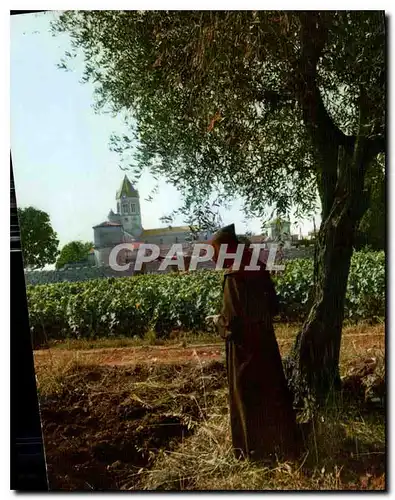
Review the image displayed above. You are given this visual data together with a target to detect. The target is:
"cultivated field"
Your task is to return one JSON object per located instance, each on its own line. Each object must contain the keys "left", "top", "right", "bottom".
{"left": 34, "top": 323, "right": 385, "bottom": 491}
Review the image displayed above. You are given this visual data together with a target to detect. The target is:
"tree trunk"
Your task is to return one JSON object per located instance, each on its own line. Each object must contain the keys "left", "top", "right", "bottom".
{"left": 282, "top": 13, "right": 386, "bottom": 409}
{"left": 285, "top": 194, "right": 360, "bottom": 405}
{"left": 285, "top": 140, "right": 376, "bottom": 407}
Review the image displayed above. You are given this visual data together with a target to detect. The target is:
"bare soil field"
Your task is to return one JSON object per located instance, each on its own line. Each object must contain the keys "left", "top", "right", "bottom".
{"left": 34, "top": 323, "right": 385, "bottom": 491}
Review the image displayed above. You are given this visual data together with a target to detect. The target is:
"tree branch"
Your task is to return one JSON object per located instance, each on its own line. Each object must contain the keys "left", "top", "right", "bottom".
{"left": 296, "top": 12, "right": 354, "bottom": 156}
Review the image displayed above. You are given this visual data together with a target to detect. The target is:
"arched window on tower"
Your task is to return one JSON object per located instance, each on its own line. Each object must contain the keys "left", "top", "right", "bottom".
{"left": 122, "top": 204, "right": 129, "bottom": 214}
{"left": 117, "top": 202, "right": 120, "bottom": 214}
{"left": 131, "top": 203, "right": 136, "bottom": 213}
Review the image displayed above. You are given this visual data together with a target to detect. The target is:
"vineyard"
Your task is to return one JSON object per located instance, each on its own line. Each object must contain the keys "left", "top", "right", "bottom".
{"left": 31, "top": 250, "right": 386, "bottom": 490}
{"left": 27, "top": 251, "right": 385, "bottom": 346}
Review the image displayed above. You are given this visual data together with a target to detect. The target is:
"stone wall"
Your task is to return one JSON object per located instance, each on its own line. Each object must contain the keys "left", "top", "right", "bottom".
{"left": 25, "top": 247, "right": 314, "bottom": 286}
{"left": 282, "top": 246, "right": 314, "bottom": 260}
{"left": 24, "top": 266, "right": 133, "bottom": 286}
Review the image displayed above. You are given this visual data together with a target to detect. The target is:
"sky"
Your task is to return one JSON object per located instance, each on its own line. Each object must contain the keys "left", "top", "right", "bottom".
{"left": 10, "top": 11, "right": 320, "bottom": 251}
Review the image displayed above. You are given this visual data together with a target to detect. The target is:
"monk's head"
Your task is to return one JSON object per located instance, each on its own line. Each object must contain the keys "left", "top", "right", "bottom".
{"left": 209, "top": 224, "right": 239, "bottom": 265}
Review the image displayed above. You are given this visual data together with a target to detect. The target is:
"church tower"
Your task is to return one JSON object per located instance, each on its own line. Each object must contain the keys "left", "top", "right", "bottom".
{"left": 116, "top": 175, "right": 143, "bottom": 238}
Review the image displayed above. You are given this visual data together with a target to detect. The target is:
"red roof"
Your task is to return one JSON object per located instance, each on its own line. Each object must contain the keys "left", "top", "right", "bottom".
{"left": 93, "top": 221, "right": 122, "bottom": 228}
{"left": 249, "top": 236, "right": 265, "bottom": 243}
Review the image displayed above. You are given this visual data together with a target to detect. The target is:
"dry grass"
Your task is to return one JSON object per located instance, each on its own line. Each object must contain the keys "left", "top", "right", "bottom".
{"left": 37, "top": 323, "right": 384, "bottom": 379}
{"left": 47, "top": 330, "right": 219, "bottom": 350}
{"left": 35, "top": 350, "right": 90, "bottom": 397}
{"left": 34, "top": 322, "right": 386, "bottom": 491}
{"left": 138, "top": 398, "right": 385, "bottom": 491}
{"left": 45, "top": 322, "right": 384, "bottom": 353}
{"left": 137, "top": 362, "right": 385, "bottom": 491}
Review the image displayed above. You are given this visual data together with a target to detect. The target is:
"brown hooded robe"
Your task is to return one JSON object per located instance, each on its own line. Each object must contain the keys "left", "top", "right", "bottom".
{"left": 219, "top": 259, "right": 299, "bottom": 461}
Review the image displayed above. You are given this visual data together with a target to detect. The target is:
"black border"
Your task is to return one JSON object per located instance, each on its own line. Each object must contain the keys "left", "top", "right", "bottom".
{"left": 10, "top": 12, "right": 49, "bottom": 491}
{"left": 10, "top": 150, "right": 49, "bottom": 490}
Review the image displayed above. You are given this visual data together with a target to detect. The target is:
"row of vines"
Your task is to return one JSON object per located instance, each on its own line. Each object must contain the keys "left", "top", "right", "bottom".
{"left": 27, "top": 251, "right": 385, "bottom": 345}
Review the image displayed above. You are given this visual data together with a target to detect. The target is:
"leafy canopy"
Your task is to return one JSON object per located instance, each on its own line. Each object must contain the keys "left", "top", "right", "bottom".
{"left": 355, "top": 155, "right": 385, "bottom": 250}
{"left": 53, "top": 11, "right": 385, "bottom": 226}
{"left": 56, "top": 241, "right": 94, "bottom": 270}
{"left": 18, "top": 206, "right": 59, "bottom": 270}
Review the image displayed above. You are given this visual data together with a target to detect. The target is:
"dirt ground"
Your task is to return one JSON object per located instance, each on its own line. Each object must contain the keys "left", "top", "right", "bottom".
{"left": 34, "top": 323, "right": 385, "bottom": 370}
{"left": 37, "top": 361, "right": 228, "bottom": 490}
{"left": 33, "top": 324, "right": 385, "bottom": 491}
{"left": 35, "top": 343, "right": 225, "bottom": 368}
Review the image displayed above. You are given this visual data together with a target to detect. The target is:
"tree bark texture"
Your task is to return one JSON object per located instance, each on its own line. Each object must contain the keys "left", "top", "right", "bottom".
{"left": 285, "top": 13, "right": 385, "bottom": 406}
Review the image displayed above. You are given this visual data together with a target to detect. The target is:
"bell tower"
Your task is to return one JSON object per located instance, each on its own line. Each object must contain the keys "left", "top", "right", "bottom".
{"left": 116, "top": 175, "right": 143, "bottom": 238}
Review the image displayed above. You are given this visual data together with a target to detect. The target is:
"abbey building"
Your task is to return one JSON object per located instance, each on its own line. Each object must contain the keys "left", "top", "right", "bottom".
{"left": 93, "top": 175, "right": 212, "bottom": 267}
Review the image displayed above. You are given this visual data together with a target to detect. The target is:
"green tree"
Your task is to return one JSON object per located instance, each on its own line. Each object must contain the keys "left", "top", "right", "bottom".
{"left": 53, "top": 11, "right": 385, "bottom": 403}
{"left": 354, "top": 155, "right": 385, "bottom": 251}
{"left": 55, "top": 241, "right": 93, "bottom": 270}
{"left": 18, "top": 206, "right": 59, "bottom": 270}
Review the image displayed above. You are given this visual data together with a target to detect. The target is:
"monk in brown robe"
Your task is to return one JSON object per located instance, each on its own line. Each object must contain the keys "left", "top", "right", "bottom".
{"left": 209, "top": 224, "right": 300, "bottom": 462}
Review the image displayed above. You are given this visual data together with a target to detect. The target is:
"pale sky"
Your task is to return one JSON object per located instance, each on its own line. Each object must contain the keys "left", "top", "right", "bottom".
{"left": 10, "top": 11, "right": 320, "bottom": 250}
